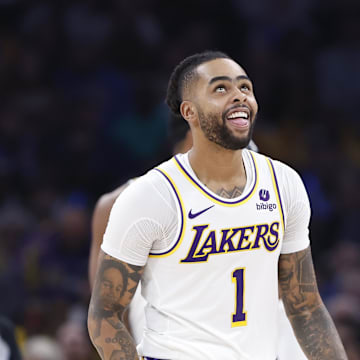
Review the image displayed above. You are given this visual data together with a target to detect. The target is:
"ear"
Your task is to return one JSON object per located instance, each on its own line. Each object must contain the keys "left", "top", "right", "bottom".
{"left": 180, "top": 101, "right": 197, "bottom": 124}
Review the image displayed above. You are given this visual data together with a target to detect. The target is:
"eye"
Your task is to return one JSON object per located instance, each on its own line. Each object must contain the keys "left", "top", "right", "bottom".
{"left": 102, "top": 280, "right": 112, "bottom": 289}
{"left": 215, "top": 85, "right": 227, "bottom": 93}
{"left": 240, "top": 83, "right": 251, "bottom": 91}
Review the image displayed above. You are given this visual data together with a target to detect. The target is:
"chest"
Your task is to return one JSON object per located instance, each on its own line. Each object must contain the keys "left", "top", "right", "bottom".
{"left": 179, "top": 183, "right": 283, "bottom": 264}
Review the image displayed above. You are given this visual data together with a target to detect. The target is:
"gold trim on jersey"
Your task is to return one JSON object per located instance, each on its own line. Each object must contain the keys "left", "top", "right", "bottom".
{"left": 266, "top": 158, "right": 285, "bottom": 234}
{"left": 173, "top": 151, "right": 259, "bottom": 207}
{"left": 148, "top": 168, "right": 186, "bottom": 258}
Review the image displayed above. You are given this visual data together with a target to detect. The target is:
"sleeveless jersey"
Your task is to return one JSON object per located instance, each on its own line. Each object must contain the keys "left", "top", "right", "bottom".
{"left": 137, "top": 150, "right": 285, "bottom": 360}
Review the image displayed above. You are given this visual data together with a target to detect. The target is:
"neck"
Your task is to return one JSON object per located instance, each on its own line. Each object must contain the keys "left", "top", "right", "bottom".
{"left": 188, "top": 138, "right": 247, "bottom": 196}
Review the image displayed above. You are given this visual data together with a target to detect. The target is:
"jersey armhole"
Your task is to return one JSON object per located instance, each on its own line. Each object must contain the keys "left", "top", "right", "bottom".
{"left": 265, "top": 158, "right": 286, "bottom": 234}
{"left": 148, "top": 168, "right": 186, "bottom": 257}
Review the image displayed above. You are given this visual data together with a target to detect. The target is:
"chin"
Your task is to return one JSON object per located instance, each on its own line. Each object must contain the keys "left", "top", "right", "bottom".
{"left": 228, "top": 135, "right": 251, "bottom": 150}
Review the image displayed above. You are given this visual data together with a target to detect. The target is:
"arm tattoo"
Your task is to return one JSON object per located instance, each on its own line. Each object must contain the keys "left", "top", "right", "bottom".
{"left": 109, "top": 350, "right": 126, "bottom": 360}
{"left": 279, "top": 247, "right": 348, "bottom": 359}
{"left": 88, "top": 251, "right": 143, "bottom": 360}
{"left": 216, "top": 186, "right": 244, "bottom": 199}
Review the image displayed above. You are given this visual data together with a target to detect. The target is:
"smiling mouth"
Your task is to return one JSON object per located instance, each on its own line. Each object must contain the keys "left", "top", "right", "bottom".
{"left": 226, "top": 109, "right": 250, "bottom": 129}
{"left": 227, "top": 110, "right": 249, "bottom": 120}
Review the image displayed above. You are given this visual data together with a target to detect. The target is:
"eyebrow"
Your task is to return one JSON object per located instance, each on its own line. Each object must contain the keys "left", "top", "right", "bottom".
{"left": 209, "top": 75, "right": 251, "bottom": 85}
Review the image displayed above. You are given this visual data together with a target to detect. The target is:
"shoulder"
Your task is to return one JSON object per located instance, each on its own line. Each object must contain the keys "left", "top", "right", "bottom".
{"left": 272, "top": 159, "right": 303, "bottom": 182}
{"left": 93, "top": 180, "right": 136, "bottom": 225}
{"left": 255, "top": 152, "right": 305, "bottom": 186}
{"left": 247, "top": 150, "right": 302, "bottom": 184}
{"left": 95, "top": 182, "right": 132, "bottom": 213}
{"left": 254, "top": 152, "right": 310, "bottom": 206}
{"left": 262, "top": 156, "right": 310, "bottom": 214}
{"left": 104, "top": 168, "right": 178, "bottom": 239}
{"left": 112, "top": 165, "right": 176, "bottom": 211}
{"left": 96, "top": 158, "right": 177, "bottom": 221}
{"left": 94, "top": 167, "right": 167, "bottom": 212}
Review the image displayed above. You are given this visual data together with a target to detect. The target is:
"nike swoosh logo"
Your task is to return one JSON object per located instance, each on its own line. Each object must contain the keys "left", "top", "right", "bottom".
{"left": 188, "top": 205, "right": 215, "bottom": 219}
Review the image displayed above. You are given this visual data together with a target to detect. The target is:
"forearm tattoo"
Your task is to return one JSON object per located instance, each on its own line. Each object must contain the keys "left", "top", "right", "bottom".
{"left": 279, "top": 247, "right": 348, "bottom": 359}
{"left": 88, "top": 252, "right": 143, "bottom": 360}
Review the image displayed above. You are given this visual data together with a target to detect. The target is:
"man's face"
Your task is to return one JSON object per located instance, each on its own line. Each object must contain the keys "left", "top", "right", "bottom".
{"left": 99, "top": 267, "right": 123, "bottom": 311}
{"left": 190, "top": 58, "right": 258, "bottom": 150}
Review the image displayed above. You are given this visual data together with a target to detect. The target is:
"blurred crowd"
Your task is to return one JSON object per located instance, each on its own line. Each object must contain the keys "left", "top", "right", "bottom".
{"left": 0, "top": 0, "right": 359, "bottom": 359}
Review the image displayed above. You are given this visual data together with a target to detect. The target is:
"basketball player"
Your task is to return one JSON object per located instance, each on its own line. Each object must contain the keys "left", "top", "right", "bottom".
{"left": 88, "top": 124, "right": 306, "bottom": 359}
{"left": 88, "top": 51, "right": 347, "bottom": 359}
{"left": 88, "top": 126, "right": 306, "bottom": 359}
{"left": 88, "top": 116, "right": 260, "bottom": 348}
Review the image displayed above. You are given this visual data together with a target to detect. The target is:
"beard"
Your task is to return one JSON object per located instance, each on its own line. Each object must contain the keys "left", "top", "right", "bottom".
{"left": 198, "top": 108, "right": 256, "bottom": 150}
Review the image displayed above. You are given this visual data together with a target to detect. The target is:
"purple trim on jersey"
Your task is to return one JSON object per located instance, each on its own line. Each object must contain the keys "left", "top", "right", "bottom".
{"left": 268, "top": 159, "right": 285, "bottom": 227}
{"left": 149, "top": 168, "right": 184, "bottom": 256}
{"left": 174, "top": 152, "right": 257, "bottom": 205}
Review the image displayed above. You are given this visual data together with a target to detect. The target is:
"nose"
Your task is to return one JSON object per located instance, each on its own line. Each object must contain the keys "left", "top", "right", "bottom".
{"left": 105, "top": 287, "right": 115, "bottom": 297}
{"left": 231, "top": 87, "right": 247, "bottom": 104}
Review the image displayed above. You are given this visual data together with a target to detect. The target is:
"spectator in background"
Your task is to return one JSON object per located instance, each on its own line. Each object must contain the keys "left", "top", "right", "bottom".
{"left": 108, "top": 72, "right": 169, "bottom": 171}
{"left": 327, "top": 295, "right": 360, "bottom": 360}
{"left": 56, "top": 320, "right": 93, "bottom": 360}
{"left": 0, "top": 316, "right": 22, "bottom": 360}
{"left": 0, "top": 0, "right": 358, "bottom": 355}
{"left": 23, "top": 335, "right": 62, "bottom": 360}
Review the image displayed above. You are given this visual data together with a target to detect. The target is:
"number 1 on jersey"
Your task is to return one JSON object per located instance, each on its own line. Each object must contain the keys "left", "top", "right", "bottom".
{"left": 232, "top": 268, "right": 247, "bottom": 327}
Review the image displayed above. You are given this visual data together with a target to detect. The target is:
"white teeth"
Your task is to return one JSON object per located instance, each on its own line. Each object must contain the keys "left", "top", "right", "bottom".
{"left": 227, "top": 111, "right": 248, "bottom": 119}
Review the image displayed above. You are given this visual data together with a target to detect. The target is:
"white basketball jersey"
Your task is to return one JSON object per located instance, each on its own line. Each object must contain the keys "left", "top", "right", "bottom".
{"left": 138, "top": 150, "right": 285, "bottom": 360}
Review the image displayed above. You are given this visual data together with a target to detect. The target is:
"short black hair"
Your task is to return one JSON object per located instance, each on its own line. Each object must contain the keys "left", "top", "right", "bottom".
{"left": 165, "top": 50, "right": 231, "bottom": 116}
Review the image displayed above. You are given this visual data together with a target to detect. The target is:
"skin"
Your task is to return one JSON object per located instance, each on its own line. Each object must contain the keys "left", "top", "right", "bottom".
{"left": 279, "top": 247, "right": 348, "bottom": 359}
{"left": 181, "top": 57, "right": 346, "bottom": 359}
{"left": 100, "top": 268, "right": 124, "bottom": 311}
{"left": 88, "top": 57, "right": 347, "bottom": 359}
{"left": 88, "top": 131, "right": 193, "bottom": 356}
{"left": 89, "top": 185, "right": 131, "bottom": 290}
{"left": 88, "top": 129, "right": 193, "bottom": 290}
{"left": 89, "top": 185, "right": 134, "bottom": 335}
{"left": 88, "top": 251, "right": 143, "bottom": 360}
{"left": 180, "top": 58, "right": 258, "bottom": 198}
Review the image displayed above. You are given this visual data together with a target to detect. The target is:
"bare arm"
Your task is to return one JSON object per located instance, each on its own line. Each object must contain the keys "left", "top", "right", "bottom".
{"left": 279, "top": 246, "right": 348, "bottom": 359}
{"left": 89, "top": 184, "right": 130, "bottom": 289}
{"left": 88, "top": 250, "right": 143, "bottom": 360}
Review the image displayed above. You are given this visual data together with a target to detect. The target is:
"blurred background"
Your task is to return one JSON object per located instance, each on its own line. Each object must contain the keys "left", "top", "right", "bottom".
{"left": 0, "top": 0, "right": 359, "bottom": 359}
